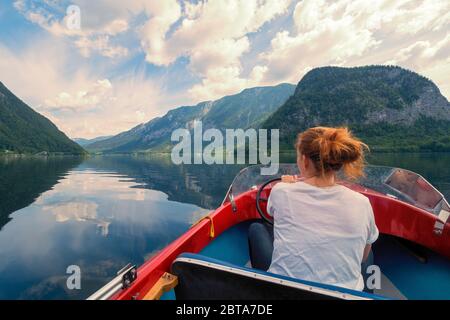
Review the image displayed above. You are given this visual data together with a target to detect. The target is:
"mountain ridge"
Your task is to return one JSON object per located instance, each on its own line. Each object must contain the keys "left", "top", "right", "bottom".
{"left": 0, "top": 82, "right": 86, "bottom": 155}
{"left": 87, "top": 83, "right": 296, "bottom": 153}
{"left": 263, "top": 65, "right": 450, "bottom": 152}
{"left": 87, "top": 65, "right": 450, "bottom": 154}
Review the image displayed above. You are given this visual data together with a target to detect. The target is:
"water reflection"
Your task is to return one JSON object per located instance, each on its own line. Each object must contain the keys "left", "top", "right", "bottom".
{"left": 0, "top": 157, "right": 83, "bottom": 230}
{"left": 0, "top": 157, "right": 212, "bottom": 299}
{"left": 80, "top": 155, "right": 247, "bottom": 209}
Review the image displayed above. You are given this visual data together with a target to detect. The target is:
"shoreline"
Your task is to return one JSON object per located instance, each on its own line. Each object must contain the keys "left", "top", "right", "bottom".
{"left": 2, "top": 150, "right": 450, "bottom": 158}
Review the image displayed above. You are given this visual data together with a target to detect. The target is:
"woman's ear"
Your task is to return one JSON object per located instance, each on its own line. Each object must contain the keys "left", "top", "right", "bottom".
{"left": 297, "top": 153, "right": 307, "bottom": 175}
{"left": 302, "top": 154, "right": 308, "bottom": 170}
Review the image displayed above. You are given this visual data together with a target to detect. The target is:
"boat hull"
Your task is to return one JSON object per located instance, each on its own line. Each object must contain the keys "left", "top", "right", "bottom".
{"left": 113, "top": 183, "right": 450, "bottom": 300}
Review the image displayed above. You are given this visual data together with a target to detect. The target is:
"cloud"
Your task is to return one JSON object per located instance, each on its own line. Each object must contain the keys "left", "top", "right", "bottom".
{"left": 257, "top": 0, "right": 387, "bottom": 83}
{"left": 140, "top": 0, "right": 293, "bottom": 100}
{"left": 139, "top": 0, "right": 182, "bottom": 66}
{"left": 43, "top": 79, "right": 113, "bottom": 111}
{"left": 0, "top": 39, "right": 72, "bottom": 106}
{"left": 41, "top": 73, "right": 172, "bottom": 139}
{"left": 0, "top": 39, "right": 171, "bottom": 139}
{"left": 13, "top": 0, "right": 130, "bottom": 59}
{"left": 188, "top": 64, "right": 268, "bottom": 102}
{"left": 386, "top": 34, "right": 450, "bottom": 98}
{"left": 16, "top": 0, "right": 449, "bottom": 101}
{"left": 74, "top": 36, "right": 129, "bottom": 58}
{"left": 387, "top": 34, "right": 450, "bottom": 68}
{"left": 4, "top": 0, "right": 450, "bottom": 139}
{"left": 137, "top": 0, "right": 449, "bottom": 101}
{"left": 252, "top": 0, "right": 450, "bottom": 97}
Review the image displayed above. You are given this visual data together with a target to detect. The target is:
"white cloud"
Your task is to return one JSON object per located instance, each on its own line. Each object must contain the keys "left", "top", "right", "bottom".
{"left": 40, "top": 71, "right": 177, "bottom": 139}
{"left": 75, "top": 36, "right": 129, "bottom": 58}
{"left": 387, "top": 0, "right": 450, "bottom": 35}
{"left": 140, "top": 0, "right": 293, "bottom": 100}
{"left": 388, "top": 35, "right": 450, "bottom": 67}
{"left": 12, "top": 0, "right": 450, "bottom": 100}
{"left": 257, "top": 0, "right": 384, "bottom": 83}
{"left": 139, "top": 0, "right": 182, "bottom": 66}
{"left": 253, "top": 0, "right": 450, "bottom": 98}
{"left": 13, "top": 0, "right": 131, "bottom": 59}
{"left": 385, "top": 34, "right": 450, "bottom": 98}
{"left": 44, "top": 79, "right": 113, "bottom": 111}
{"left": 0, "top": 40, "right": 70, "bottom": 106}
{"left": 0, "top": 40, "right": 172, "bottom": 139}
{"left": 5, "top": 0, "right": 450, "bottom": 139}
{"left": 188, "top": 64, "right": 269, "bottom": 102}
{"left": 101, "top": 19, "right": 129, "bottom": 36}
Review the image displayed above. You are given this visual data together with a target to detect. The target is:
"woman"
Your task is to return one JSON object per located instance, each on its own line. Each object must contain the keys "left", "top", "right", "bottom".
{"left": 248, "top": 127, "right": 379, "bottom": 291}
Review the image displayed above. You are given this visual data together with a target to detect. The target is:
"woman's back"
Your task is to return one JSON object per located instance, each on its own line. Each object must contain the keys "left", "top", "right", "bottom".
{"left": 267, "top": 181, "right": 378, "bottom": 290}
{"left": 248, "top": 126, "right": 379, "bottom": 291}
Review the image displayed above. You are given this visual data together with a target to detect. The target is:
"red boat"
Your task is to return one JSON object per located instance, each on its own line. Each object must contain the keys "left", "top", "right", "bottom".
{"left": 88, "top": 164, "right": 450, "bottom": 300}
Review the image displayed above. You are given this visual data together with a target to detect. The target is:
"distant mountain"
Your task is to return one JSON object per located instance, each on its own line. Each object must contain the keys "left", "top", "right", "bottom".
{"left": 87, "top": 83, "right": 295, "bottom": 153}
{"left": 74, "top": 136, "right": 112, "bottom": 147}
{"left": 87, "top": 66, "right": 450, "bottom": 154}
{"left": 263, "top": 66, "right": 450, "bottom": 152}
{"left": 0, "top": 82, "right": 86, "bottom": 155}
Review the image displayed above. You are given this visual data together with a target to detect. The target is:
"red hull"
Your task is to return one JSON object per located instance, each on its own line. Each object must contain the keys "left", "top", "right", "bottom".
{"left": 114, "top": 183, "right": 450, "bottom": 300}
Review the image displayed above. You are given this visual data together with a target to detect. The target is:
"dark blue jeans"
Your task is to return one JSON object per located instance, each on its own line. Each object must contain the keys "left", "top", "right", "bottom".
{"left": 248, "top": 221, "right": 274, "bottom": 271}
{"left": 248, "top": 221, "right": 375, "bottom": 292}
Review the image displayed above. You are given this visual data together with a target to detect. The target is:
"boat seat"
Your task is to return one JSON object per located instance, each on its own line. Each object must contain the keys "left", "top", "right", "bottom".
{"left": 170, "top": 253, "right": 386, "bottom": 300}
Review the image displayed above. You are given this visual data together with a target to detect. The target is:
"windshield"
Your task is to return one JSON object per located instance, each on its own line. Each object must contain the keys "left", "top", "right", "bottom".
{"left": 224, "top": 164, "right": 450, "bottom": 217}
{"left": 223, "top": 164, "right": 300, "bottom": 202}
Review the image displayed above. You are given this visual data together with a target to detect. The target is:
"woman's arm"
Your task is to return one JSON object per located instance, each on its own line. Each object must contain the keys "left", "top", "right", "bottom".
{"left": 363, "top": 244, "right": 372, "bottom": 262}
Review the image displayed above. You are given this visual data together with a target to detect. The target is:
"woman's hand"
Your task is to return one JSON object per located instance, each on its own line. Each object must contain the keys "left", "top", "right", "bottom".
{"left": 281, "top": 175, "right": 297, "bottom": 183}
{"left": 281, "top": 175, "right": 303, "bottom": 183}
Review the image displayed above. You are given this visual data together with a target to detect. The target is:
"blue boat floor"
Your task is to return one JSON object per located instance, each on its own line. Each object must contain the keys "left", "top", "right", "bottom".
{"left": 199, "top": 219, "right": 255, "bottom": 266}
{"left": 373, "top": 234, "right": 450, "bottom": 300}
{"left": 160, "top": 220, "right": 254, "bottom": 300}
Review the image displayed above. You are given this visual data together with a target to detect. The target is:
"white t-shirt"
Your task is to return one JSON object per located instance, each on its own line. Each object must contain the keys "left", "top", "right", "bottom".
{"left": 267, "top": 181, "right": 379, "bottom": 291}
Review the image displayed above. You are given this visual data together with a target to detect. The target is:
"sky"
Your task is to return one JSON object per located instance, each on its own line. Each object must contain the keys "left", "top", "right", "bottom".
{"left": 0, "top": 0, "right": 448, "bottom": 139}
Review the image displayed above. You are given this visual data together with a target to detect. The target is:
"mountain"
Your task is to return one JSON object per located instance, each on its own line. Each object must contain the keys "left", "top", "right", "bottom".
{"left": 87, "top": 83, "right": 295, "bottom": 153}
{"left": 73, "top": 136, "right": 112, "bottom": 147}
{"left": 0, "top": 82, "right": 86, "bottom": 155}
{"left": 263, "top": 66, "right": 450, "bottom": 152}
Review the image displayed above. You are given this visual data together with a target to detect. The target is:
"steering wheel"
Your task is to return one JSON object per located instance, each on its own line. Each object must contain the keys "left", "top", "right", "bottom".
{"left": 256, "top": 178, "right": 281, "bottom": 225}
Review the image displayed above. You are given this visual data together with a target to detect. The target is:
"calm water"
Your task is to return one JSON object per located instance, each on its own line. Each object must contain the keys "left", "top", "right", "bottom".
{"left": 0, "top": 153, "right": 449, "bottom": 299}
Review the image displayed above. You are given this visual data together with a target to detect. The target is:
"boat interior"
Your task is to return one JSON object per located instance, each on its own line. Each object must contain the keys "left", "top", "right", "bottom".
{"left": 90, "top": 164, "right": 450, "bottom": 300}
{"left": 161, "top": 220, "right": 450, "bottom": 300}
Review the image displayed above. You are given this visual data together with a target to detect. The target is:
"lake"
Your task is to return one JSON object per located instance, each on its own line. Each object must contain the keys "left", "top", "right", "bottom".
{"left": 0, "top": 153, "right": 449, "bottom": 299}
